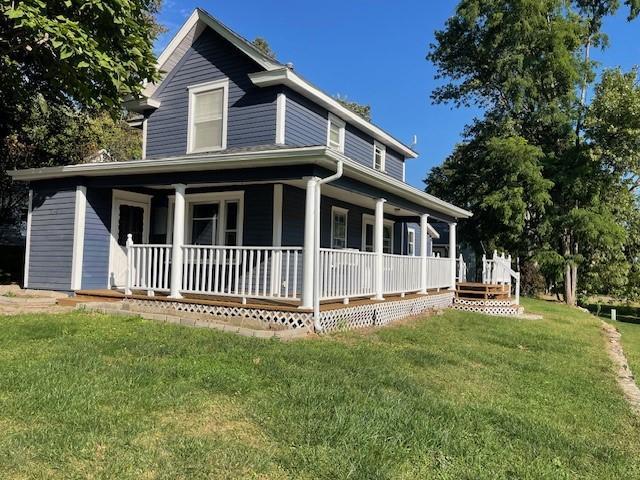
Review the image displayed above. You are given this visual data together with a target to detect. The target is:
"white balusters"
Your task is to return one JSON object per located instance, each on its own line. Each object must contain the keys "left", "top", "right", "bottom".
{"left": 128, "top": 244, "right": 173, "bottom": 293}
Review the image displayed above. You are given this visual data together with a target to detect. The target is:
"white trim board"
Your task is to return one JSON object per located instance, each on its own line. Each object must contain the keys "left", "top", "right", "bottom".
{"left": 276, "top": 93, "right": 286, "bottom": 144}
{"left": 23, "top": 189, "right": 33, "bottom": 288}
{"left": 70, "top": 186, "right": 87, "bottom": 290}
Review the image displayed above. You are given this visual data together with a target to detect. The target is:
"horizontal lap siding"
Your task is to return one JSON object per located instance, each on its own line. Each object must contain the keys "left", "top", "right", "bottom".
{"left": 385, "top": 147, "right": 404, "bottom": 182}
{"left": 28, "top": 187, "right": 76, "bottom": 290}
{"left": 243, "top": 185, "right": 273, "bottom": 246}
{"left": 82, "top": 188, "right": 112, "bottom": 289}
{"left": 146, "top": 28, "right": 277, "bottom": 158}
{"left": 284, "top": 89, "right": 327, "bottom": 146}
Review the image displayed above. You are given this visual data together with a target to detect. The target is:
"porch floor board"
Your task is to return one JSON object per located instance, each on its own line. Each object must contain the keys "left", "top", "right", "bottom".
{"left": 74, "top": 289, "right": 450, "bottom": 313}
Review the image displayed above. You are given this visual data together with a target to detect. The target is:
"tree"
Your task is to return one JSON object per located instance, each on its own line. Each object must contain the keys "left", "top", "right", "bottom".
{"left": 251, "top": 37, "right": 276, "bottom": 59}
{"left": 424, "top": 0, "right": 638, "bottom": 304}
{"left": 334, "top": 95, "right": 372, "bottom": 122}
{"left": 0, "top": 0, "right": 160, "bottom": 235}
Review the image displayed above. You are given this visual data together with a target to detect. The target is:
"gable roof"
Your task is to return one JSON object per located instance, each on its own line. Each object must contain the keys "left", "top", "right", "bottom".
{"left": 144, "top": 8, "right": 419, "bottom": 159}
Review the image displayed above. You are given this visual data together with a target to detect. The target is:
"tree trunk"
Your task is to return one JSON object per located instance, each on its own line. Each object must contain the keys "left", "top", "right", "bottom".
{"left": 563, "top": 232, "right": 576, "bottom": 306}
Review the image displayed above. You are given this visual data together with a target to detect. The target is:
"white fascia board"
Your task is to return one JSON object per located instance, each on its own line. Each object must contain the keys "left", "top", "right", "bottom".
{"left": 8, "top": 147, "right": 330, "bottom": 181}
{"left": 325, "top": 149, "right": 472, "bottom": 220}
{"left": 249, "top": 68, "right": 419, "bottom": 159}
{"left": 9, "top": 146, "right": 470, "bottom": 220}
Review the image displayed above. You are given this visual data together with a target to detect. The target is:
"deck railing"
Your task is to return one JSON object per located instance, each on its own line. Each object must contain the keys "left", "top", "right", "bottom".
{"left": 180, "top": 245, "right": 302, "bottom": 301}
{"left": 482, "top": 251, "right": 521, "bottom": 304}
{"left": 319, "top": 248, "right": 376, "bottom": 301}
{"left": 125, "top": 239, "right": 457, "bottom": 303}
{"left": 126, "top": 242, "right": 172, "bottom": 294}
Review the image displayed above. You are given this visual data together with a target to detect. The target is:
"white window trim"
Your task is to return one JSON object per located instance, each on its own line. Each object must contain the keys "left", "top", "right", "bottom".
{"left": 407, "top": 227, "right": 416, "bottom": 256}
{"left": 362, "top": 213, "right": 394, "bottom": 253}
{"left": 330, "top": 206, "right": 349, "bottom": 249}
{"left": 168, "top": 191, "right": 244, "bottom": 246}
{"left": 275, "top": 93, "right": 286, "bottom": 144}
{"left": 186, "top": 79, "right": 230, "bottom": 154}
{"left": 327, "top": 113, "right": 346, "bottom": 153}
{"left": 373, "top": 141, "right": 386, "bottom": 172}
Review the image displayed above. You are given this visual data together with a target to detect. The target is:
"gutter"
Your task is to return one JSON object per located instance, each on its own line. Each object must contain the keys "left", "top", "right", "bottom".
{"left": 312, "top": 160, "right": 344, "bottom": 332}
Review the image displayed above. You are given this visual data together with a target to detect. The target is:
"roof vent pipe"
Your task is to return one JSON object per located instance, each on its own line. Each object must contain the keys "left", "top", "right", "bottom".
{"left": 285, "top": 62, "right": 294, "bottom": 70}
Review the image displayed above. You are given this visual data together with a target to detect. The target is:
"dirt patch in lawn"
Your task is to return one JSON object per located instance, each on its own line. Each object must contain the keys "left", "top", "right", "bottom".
{"left": 602, "top": 321, "right": 640, "bottom": 415}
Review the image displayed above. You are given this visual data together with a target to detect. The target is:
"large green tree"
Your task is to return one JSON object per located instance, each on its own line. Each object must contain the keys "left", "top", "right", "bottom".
{"left": 425, "top": 0, "right": 639, "bottom": 304}
{"left": 0, "top": 0, "right": 160, "bottom": 234}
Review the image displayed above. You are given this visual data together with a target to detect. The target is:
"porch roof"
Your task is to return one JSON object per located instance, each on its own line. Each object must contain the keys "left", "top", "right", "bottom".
{"left": 9, "top": 145, "right": 472, "bottom": 220}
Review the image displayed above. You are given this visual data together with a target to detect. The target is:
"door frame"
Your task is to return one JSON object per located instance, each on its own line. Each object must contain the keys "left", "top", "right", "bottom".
{"left": 108, "top": 189, "right": 152, "bottom": 288}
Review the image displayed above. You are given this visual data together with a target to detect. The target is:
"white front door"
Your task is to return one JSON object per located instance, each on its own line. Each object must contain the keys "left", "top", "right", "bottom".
{"left": 109, "top": 191, "right": 150, "bottom": 288}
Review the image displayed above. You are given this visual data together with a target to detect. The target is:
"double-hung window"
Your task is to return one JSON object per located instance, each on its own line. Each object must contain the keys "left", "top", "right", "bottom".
{"left": 327, "top": 114, "right": 345, "bottom": 152}
{"left": 187, "top": 80, "right": 229, "bottom": 153}
{"left": 373, "top": 141, "right": 386, "bottom": 172}
{"left": 331, "top": 207, "right": 348, "bottom": 249}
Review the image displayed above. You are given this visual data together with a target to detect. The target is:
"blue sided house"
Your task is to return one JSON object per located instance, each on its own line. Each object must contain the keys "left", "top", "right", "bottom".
{"left": 9, "top": 9, "right": 519, "bottom": 332}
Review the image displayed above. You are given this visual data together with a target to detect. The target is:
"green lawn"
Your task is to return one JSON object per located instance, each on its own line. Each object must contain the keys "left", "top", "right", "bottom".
{"left": 1, "top": 299, "right": 639, "bottom": 479}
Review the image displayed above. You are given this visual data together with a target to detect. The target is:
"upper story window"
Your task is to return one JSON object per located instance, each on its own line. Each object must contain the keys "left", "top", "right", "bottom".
{"left": 327, "top": 114, "right": 345, "bottom": 153}
{"left": 373, "top": 141, "right": 386, "bottom": 172}
{"left": 331, "top": 207, "right": 348, "bottom": 249}
{"left": 187, "top": 79, "right": 229, "bottom": 153}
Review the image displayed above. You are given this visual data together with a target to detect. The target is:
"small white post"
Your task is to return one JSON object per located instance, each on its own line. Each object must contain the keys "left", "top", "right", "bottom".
{"left": 125, "top": 234, "right": 133, "bottom": 295}
{"left": 458, "top": 253, "right": 465, "bottom": 282}
{"left": 482, "top": 253, "right": 487, "bottom": 283}
{"left": 169, "top": 183, "right": 186, "bottom": 298}
{"left": 419, "top": 213, "right": 429, "bottom": 294}
{"left": 515, "top": 273, "right": 520, "bottom": 305}
{"left": 611, "top": 309, "right": 617, "bottom": 321}
{"left": 301, "top": 177, "right": 318, "bottom": 309}
{"left": 373, "top": 198, "right": 386, "bottom": 300}
{"left": 448, "top": 222, "right": 457, "bottom": 290}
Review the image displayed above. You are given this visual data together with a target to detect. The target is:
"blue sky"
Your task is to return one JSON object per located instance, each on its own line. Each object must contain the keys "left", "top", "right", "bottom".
{"left": 155, "top": 1, "right": 639, "bottom": 189}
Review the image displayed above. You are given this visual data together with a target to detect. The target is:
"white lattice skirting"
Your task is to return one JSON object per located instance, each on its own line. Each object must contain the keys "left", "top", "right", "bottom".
{"left": 452, "top": 297, "right": 523, "bottom": 316}
{"left": 125, "top": 292, "right": 454, "bottom": 333}
{"left": 318, "top": 292, "right": 454, "bottom": 333}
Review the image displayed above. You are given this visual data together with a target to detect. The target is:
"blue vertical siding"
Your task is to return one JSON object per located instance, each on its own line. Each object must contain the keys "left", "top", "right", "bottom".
{"left": 146, "top": 27, "right": 278, "bottom": 158}
{"left": 82, "top": 188, "right": 112, "bottom": 289}
{"left": 28, "top": 187, "right": 76, "bottom": 290}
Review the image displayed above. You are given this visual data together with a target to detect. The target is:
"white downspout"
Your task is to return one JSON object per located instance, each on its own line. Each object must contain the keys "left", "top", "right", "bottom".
{"left": 313, "top": 160, "right": 344, "bottom": 332}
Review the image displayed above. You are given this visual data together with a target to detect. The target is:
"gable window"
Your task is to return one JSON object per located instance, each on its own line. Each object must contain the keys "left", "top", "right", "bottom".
{"left": 373, "top": 141, "right": 386, "bottom": 171}
{"left": 187, "top": 80, "right": 229, "bottom": 153}
{"left": 407, "top": 228, "right": 416, "bottom": 256}
{"left": 331, "top": 207, "right": 348, "bottom": 249}
{"left": 327, "top": 114, "right": 345, "bottom": 153}
{"left": 362, "top": 215, "right": 394, "bottom": 253}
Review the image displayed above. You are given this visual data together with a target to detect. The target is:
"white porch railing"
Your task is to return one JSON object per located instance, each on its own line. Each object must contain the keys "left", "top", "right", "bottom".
{"left": 383, "top": 254, "right": 422, "bottom": 295}
{"left": 457, "top": 253, "right": 467, "bottom": 282}
{"left": 482, "top": 250, "right": 521, "bottom": 304}
{"left": 319, "top": 248, "right": 376, "bottom": 300}
{"left": 180, "top": 245, "right": 302, "bottom": 301}
{"left": 126, "top": 238, "right": 457, "bottom": 303}
{"left": 126, "top": 240, "right": 172, "bottom": 294}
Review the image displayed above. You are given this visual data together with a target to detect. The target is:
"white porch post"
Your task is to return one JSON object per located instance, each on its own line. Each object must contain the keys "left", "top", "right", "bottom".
{"left": 169, "top": 183, "right": 186, "bottom": 298}
{"left": 448, "top": 221, "right": 457, "bottom": 290}
{"left": 419, "top": 213, "right": 429, "bottom": 294}
{"left": 374, "top": 198, "right": 386, "bottom": 300}
{"left": 301, "top": 177, "right": 318, "bottom": 309}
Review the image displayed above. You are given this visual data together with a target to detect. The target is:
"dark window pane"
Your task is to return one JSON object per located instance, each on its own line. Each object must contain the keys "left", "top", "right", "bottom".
{"left": 225, "top": 231, "right": 237, "bottom": 246}
{"left": 192, "top": 219, "right": 215, "bottom": 245}
{"left": 118, "top": 205, "right": 144, "bottom": 246}
{"left": 225, "top": 201, "right": 238, "bottom": 230}
{"left": 193, "top": 203, "right": 217, "bottom": 219}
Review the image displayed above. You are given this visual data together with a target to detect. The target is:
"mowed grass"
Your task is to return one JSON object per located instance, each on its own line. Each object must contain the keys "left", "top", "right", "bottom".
{"left": 0, "top": 298, "right": 639, "bottom": 479}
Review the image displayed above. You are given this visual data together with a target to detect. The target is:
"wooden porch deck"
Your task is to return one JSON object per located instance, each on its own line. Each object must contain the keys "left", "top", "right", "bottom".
{"left": 72, "top": 288, "right": 449, "bottom": 313}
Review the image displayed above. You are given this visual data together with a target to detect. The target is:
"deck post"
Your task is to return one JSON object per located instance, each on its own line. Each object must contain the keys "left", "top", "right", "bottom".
{"left": 448, "top": 222, "right": 457, "bottom": 290}
{"left": 419, "top": 213, "right": 429, "bottom": 294}
{"left": 169, "top": 183, "right": 186, "bottom": 299}
{"left": 374, "top": 198, "right": 386, "bottom": 300}
{"left": 301, "top": 177, "right": 318, "bottom": 309}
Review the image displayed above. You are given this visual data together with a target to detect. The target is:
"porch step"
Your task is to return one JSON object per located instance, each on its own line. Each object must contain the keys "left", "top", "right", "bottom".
{"left": 452, "top": 297, "right": 524, "bottom": 317}
{"left": 58, "top": 293, "right": 122, "bottom": 307}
